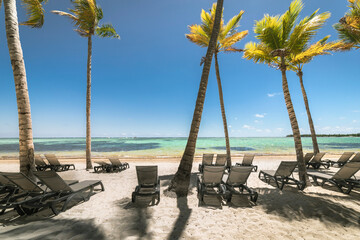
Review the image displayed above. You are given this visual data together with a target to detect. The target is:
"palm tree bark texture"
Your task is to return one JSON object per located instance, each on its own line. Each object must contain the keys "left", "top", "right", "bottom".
{"left": 169, "top": 0, "right": 224, "bottom": 196}
{"left": 86, "top": 34, "right": 93, "bottom": 169}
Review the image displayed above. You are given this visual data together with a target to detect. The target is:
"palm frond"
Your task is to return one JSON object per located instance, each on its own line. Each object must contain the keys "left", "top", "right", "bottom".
{"left": 95, "top": 23, "right": 120, "bottom": 39}
{"left": 220, "top": 10, "right": 244, "bottom": 39}
{"left": 334, "top": 1, "right": 360, "bottom": 46}
{"left": 243, "top": 42, "right": 278, "bottom": 65}
{"left": 280, "top": 0, "right": 303, "bottom": 45}
{"left": 221, "top": 30, "right": 248, "bottom": 50}
{"left": 254, "top": 14, "right": 283, "bottom": 50}
{"left": 20, "top": 0, "right": 47, "bottom": 28}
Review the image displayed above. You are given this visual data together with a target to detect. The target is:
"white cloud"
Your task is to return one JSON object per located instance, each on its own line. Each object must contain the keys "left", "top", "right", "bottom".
{"left": 243, "top": 125, "right": 253, "bottom": 129}
{"left": 255, "top": 113, "right": 266, "bottom": 118}
{"left": 254, "top": 120, "right": 260, "bottom": 123}
{"left": 267, "top": 92, "right": 281, "bottom": 97}
{"left": 228, "top": 125, "right": 232, "bottom": 128}
{"left": 352, "top": 110, "right": 360, "bottom": 113}
{"left": 276, "top": 128, "right": 284, "bottom": 132}
{"left": 353, "top": 120, "right": 358, "bottom": 123}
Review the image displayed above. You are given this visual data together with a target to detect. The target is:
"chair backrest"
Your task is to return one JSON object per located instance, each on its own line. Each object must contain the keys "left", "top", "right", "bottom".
{"left": 226, "top": 166, "right": 252, "bottom": 185}
{"left": 44, "top": 154, "right": 61, "bottom": 165}
{"left": 34, "top": 171, "right": 72, "bottom": 192}
{"left": 136, "top": 166, "right": 158, "bottom": 186}
{"left": 0, "top": 174, "right": 13, "bottom": 186}
{"left": 242, "top": 154, "right": 255, "bottom": 165}
{"left": 95, "top": 160, "right": 108, "bottom": 165}
{"left": 1, "top": 172, "right": 43, "bottom": 192}
{"left": 202, "top": 166, "right": 225, "bottom": 184}
{"left": 35, "top": 154, "right": 47, "bottom": 166}
{"left": 337, "top": 152, "right": 355, "bottom": 163}
{"left": 332, "top": 162, "right": 360, "bottom": 180}
{"left": 349, "top": 152, "right": 360, "bottom": 163}
{"left": 215, "top": 154, "right": 227, "bottom": 166}
{"left": 274, "top": 161, "right": 298, "bottom": 177}
{"left": 202, "top": 154, "right": 214, "bottom": 165}
{"left": 304, "top": 153, "right": 314, "bottom": 164}
{"left": 108, "top": 157, "right": 122, "bottom": 166}
{"left": 312, "top": 152, "right": 325, "bottom": 163}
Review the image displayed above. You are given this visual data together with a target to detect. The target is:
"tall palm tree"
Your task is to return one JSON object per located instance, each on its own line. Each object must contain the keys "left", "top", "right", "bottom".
{"left": 52, "top": 0, "right": 119, "bottom": 169}
{"left": 186, "top": 3, "right": 248, "bottom": 166}
{"left": 3, "top": 0, "right": 47, "bottom": 177}
{"left": 169, "top": 0, "right": 224, "bottom": 196}
{"left": 334, "top": 0, "right": 360, "bottom": 49}
{"left": 244, "top": 0, "right": 329, "bottom": 185}
{"left": 289, "top": 36, "right": 350, "bottom": 154}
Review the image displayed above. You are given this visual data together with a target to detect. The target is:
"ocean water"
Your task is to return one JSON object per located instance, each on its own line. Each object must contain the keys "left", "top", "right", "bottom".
{"left": 0, "top": 137, "right": 360, "bottom": 157}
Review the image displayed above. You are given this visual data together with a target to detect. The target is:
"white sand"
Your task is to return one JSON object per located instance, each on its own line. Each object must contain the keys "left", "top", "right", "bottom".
{"left": 0, "top": 155, "right": 359, "bottom": 240}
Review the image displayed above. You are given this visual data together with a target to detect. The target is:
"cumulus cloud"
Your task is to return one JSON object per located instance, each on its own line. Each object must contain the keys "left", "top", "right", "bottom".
{"left": 255, "top": 113, "right": 266, "bottom": 118}
{"left": 267, "top": 92, "right": 282, "bottom": 97}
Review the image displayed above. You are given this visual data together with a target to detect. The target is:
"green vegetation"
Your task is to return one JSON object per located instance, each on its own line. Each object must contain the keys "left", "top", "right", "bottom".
{"left": 287, "top": 133, "right": 360, "bottom": 137}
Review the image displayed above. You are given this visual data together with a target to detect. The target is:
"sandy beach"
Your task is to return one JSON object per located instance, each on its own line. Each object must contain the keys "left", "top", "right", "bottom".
{"left": 0, "top": 155, "right": 359, "bottom": 240}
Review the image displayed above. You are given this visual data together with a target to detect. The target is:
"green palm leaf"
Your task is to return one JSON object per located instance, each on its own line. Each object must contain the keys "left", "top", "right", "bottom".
{"left": 20, "top": 0, "right": 47, "bottom": 28}
{"left": 96, "top": 24, "right": 120, "bottom": 39}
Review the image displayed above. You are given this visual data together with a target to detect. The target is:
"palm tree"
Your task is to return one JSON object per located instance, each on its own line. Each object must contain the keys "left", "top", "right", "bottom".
{"left": 243, "top": 0, "right": 330, "bottom": 185}
{"left": 289, "top": 36, "right": 349, "bottom": 154}
{"left": 52, "top": 0, "right": 119, "bottom": 169}
{"left": 334, "top": 0, "right": 360, "bottom": 49}
{"left": 169, "top": 0, "right": 224, "bottom": 196}
{"left": 3, "top": 0, "right": 47, "bottom": 177}
{"left": 186, "top": 3, "right": 248, "bottom": 166}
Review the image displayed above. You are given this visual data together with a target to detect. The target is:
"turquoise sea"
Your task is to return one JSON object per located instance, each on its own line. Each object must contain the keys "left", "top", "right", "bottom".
{"left": 1, "top": 137, "right": 360, "bottom": 157}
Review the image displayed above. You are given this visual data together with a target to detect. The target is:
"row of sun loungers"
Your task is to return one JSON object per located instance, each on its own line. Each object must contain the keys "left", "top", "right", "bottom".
{"left": 199, "top": 153, "right": 258, "bottom": 173}
{"left": 304, "top": 152, "right": 360, "bottom": 169}
{"left": 0, "top": 171, "right": 104, "bottom": 216}
{"left": 94, "top": 157, "right": 130, "bottom": 173}
{"left": 35, "top": 154, "right": 75, "bottom": 172}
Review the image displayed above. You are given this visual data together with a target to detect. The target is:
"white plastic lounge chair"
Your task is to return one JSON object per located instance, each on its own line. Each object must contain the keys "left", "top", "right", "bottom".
{"left": 325, "top": 152, "right": 354, "bottom": 167}
{"left": 44, "top": 154, "right": 75, "bottom": 171}
{"left": 197, "top": 166, "right": 226, "bottom": 204}
{"left": 215, "top": 154, "right": 227, "bottom": 166}
{"left": 225, "top": 166, "right": 258, "bottom": 203}
{"left": 198, "top": 154, "right": 214, "bottom": 172}
{"left": 259, "top": 161, "right": 305, "bottom": 190}
{"left": 308, "top": 162, "right": 360, "bottom": 194}
{"left": 132, "top": 166, "right": 160, "bottom": 205}
{"left": 306, "top": 153, "right": 329, "bottom": 169}
{"left": 236, "top": 154, "right": 258, "bottom": 172}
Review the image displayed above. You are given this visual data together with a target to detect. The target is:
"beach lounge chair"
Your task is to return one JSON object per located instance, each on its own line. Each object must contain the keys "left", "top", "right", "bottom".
{"left": 259, "top": 161, "right": 305, "bottom": 190}
{"left": 198, "top": 154, "right": 214, "bottom": 172}
{"left": 108, "top": 157, "right": 130, "bottom": 171}
{"left": 306, "top": 153, "right": 329, "bottom": 169}
{"left": 132, "top": 166, "right": 160, "bottom": 205}
{"left": 235, "top": 154, "right": 258, "bottom": 172}
{"left": 197, "top": 166, "right": 226, "bottom": 204}
{"left": 94, "top": 160, "right": 112, "bottom": 173}
{"left": 35, "top": 154, "right": 52, "bottom": 171}
{"left": 225, "top": 166, "right": 258, "bottom": 203}
{"left": 326, "top": 152, "right": 354, "bottom": 167}
{"left": 34, "top": 171, "right": 104, "bottom": 215}
{"left": 307, "top": 162, "right": 360, "bottom": 194}
{"left": 349, "top": 152, "right": 360, "bottom": 163}
{"left": 215, "top": 154, "right": 227, "bottom": 166}
{"left": 303, "top": 153, "right": 314, "bottom": 165}
{"left": 44, "top": 154, "right": 75, "bottom": 171}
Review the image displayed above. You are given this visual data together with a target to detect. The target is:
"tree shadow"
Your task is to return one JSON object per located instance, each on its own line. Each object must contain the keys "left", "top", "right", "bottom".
{"left": 256, "top": 187, "right": 360, "bottom": 226}
{"left": 0, "top": 218, "right": 106, "bottom": 240}
{"left": 167, "top": 196, "right": 192, "bottom": 240}
{"left": 159, "top": 173, "right": 198, "bottom": 196}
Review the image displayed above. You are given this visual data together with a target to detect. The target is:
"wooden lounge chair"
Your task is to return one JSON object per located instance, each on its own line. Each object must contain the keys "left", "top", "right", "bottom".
{"left": 225, "top": 166, "right": 258, "bottom": 203}
{"left": 259, "top": 161, "right": 305, "bottom": 190}
{"left": 108, "top": 157, "right": 130, "bottom": 171}
{"left": 325, "top": 152, "right": 354, "bottom": 167}
{"left": 34, "top": 171, "right": 104, "bottom": 215}
{"left": 35, "top": 154, "right": 52, "bottom": 171}
{"left": 198, "top": 153, "right": 214, "bottom": 172}
{"left": 349, "top": 152, "right": 360, "bottom": 163}
{"left": 197, "top": 166, "right": 226, "bottom": 204}
{"left": 132, "top": 166, "right": 160, "bottom": 205}
{"left": 94, "top": 160, "right": 112, "bottom": 173}
{"left": 214, "top": 154, "right": 227, "bottom": 166}
{"left": 306, "top": 153, "right": 329, "bottom": 169}
{"left": 44, "top": 154, "right": 75, "bottom": 171}
{"left": 307, "top": 162, "right": 360, "bottom": 194}
{"left": 235, "top": 154, "right": 258, "bottom": 172}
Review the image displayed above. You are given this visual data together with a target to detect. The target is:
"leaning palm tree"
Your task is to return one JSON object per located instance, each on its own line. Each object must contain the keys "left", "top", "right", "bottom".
{"left": 186, "top": 3, "right": 248, "bottom": 166}
{"left": 2, "top": 0, "right": 48, "bottom": 177}
{"left": 169, "top": 0, "right": 224, "bottom": 196}
{"left": 289, "top": 36, "right": 350, "bottom": 154}
{"left": 334, "top": 0, "right": 360, "bottom": 49}
{"left": 52, "top": 0, "right": 119, "bottom": 169}
{"left": 244, "top": 0, "right": 330, "bottom": 185}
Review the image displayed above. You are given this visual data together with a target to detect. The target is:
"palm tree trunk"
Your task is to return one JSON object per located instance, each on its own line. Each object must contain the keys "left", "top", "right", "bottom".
{"left": 214, "top": 52, "right": 231, "bottom": 166}
{"left": 169, "top": 0, "right": 224, "bottom": 196}
{"left": 280, "top": 58, "right": 309, "bottom": 186}
{"left": 297, "top": 70, "right": 319, "bottom": 154}
{"left": 86, "top": 35, "right": 93, "bottom": 169}
{"left": 4, "top": 0, "right": 35, "bottom": 178}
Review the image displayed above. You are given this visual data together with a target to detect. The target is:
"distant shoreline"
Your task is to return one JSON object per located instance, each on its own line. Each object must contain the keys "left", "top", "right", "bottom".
{"left": 286, "top": 133, "right": 360, "bottom": 137}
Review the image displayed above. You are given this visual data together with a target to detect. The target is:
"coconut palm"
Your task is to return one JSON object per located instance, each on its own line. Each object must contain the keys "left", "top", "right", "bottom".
{"left": 186, "top": 3, "right": 248, "bottom": 166}
{"left": 2, "top": 0, "right": 47, "bottom": 177}
{"left": 289, "top": 36, "right": 350, "bottom": 154}
{"left": 334, "top": 0, "right": 360, "bottom": 49}
{"left": 52, "top": 0, "right": 119, "bottom": 169}
{"left": 243, "top": 0, "right": 331, "bottom": 185}
{"left": 169, "top": 0, "right": 224, "bottom": 196}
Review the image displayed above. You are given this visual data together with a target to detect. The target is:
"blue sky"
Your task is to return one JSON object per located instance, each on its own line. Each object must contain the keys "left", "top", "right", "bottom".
{"left": 0, "top": 0, "right": 358, "bottom": 138}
